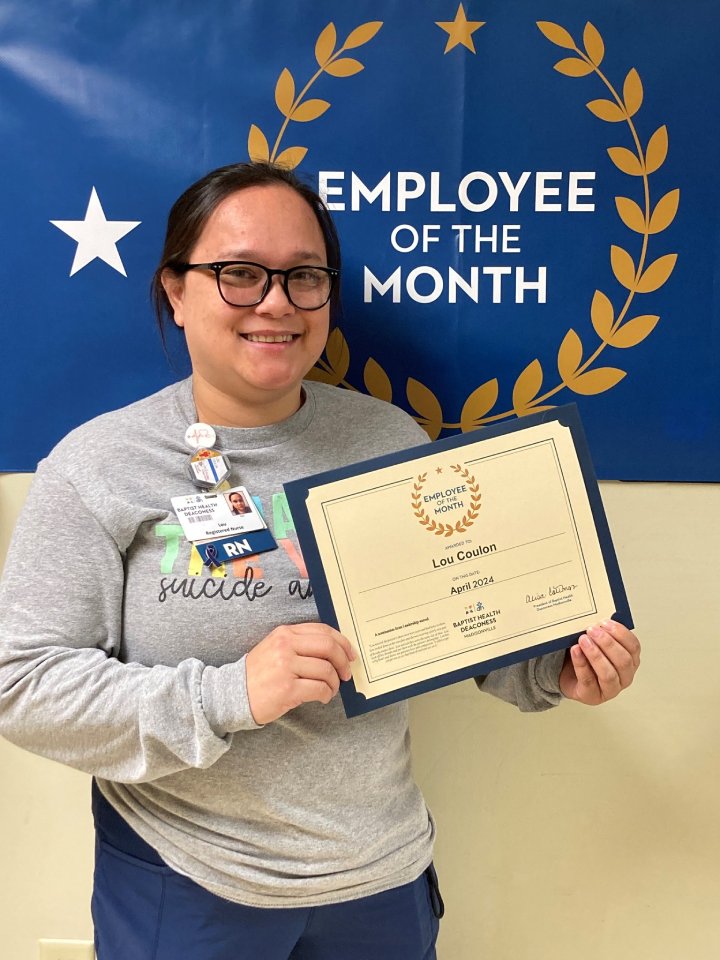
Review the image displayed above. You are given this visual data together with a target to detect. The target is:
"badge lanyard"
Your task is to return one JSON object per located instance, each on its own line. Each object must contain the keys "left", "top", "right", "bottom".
{"left": 177, "top": 422, "right": 278, "bottom": 568}
{"left": 184, "top": 422, "right": 231, "bottom": 490}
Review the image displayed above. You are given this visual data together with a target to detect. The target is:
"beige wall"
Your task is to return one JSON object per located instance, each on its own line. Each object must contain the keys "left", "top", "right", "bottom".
{"left": 1, "top": 473, "right": 719, "bottom": 959}
{"left": 1, "top": 475, "right": 95, "bottom": 960}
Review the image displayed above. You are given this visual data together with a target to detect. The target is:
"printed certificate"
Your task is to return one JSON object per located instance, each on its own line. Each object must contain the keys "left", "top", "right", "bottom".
{"left": 285, "top": 405, "right": 632, "bottom": 717}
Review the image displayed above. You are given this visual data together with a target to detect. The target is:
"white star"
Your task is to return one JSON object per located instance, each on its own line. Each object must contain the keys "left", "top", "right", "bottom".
{"left": 50, "top": 187, "right": 141, "bottom": 276}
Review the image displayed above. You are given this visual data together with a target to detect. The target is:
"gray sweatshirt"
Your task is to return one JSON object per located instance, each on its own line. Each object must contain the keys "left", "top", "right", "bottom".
{"left": 0, "top": 378, "right": 563, "bottom": 907}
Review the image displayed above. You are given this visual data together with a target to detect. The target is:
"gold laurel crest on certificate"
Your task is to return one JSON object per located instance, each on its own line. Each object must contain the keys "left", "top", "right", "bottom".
{"left": 285, "top": 406, "right": 631, "bottom": 716}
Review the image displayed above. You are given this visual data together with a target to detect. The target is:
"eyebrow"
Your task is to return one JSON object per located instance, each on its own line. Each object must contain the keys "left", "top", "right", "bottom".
{"left": 213, "top": 250, "right": 324, "bottom": 263}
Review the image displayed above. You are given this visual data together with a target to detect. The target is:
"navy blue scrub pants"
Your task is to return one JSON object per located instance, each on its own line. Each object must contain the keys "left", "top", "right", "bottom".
{"left": 92, "top": 784, "right": 443, "bottom": 960}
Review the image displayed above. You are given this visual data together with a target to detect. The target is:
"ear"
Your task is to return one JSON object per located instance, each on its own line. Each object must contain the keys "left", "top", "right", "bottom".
{"left": 161, "top": 269, "right": 186, "bottom": 328}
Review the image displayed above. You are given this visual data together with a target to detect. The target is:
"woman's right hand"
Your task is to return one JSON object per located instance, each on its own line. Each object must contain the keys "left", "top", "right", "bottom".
{"left": 245, "top": 623, "right": 356, "bottom": 725}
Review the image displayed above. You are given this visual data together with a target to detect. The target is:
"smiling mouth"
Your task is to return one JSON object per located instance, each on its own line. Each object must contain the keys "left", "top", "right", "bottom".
{"left": 242, "top": 333, "right": 299, "bottom": 343}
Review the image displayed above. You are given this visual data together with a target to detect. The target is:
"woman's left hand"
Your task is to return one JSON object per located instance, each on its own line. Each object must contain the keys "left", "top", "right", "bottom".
{"left": 559, "top": 619, "right": 641, "bottom": 705}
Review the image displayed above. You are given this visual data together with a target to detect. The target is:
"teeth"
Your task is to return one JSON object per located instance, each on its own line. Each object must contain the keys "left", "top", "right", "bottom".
{"left": 244, "top": 334, "right": 296, "bottom": 343}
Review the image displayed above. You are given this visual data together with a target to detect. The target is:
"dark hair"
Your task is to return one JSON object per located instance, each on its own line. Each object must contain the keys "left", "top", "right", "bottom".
{"left": 151, "top": 161, "right": 342, "bottom": 341}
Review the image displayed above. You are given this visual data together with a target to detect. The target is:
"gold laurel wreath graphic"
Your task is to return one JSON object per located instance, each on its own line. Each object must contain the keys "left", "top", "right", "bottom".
{"left": 249, "top": 21, "right": 678, "bottom": 438}
{"left": 411, "top": 465, "right": 481, "bottom": 537}
{"left": 247, "top": 20, "right": 383, "bottom": 168}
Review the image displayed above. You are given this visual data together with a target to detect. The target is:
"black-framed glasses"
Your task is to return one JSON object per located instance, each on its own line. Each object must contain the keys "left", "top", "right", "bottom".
{"left": 174, "top": 260, "right": 339, "bottom": 310}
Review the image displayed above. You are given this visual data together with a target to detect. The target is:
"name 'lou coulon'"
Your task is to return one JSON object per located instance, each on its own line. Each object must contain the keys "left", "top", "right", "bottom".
{"left": 432, "top": 543, "right": 497, "bottom": 568}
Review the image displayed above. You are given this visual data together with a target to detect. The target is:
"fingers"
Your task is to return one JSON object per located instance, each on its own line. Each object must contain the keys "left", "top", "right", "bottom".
{"left": 291, "top": 650, "right": 343, "bottom": 695}
{"left": 585, "top": 620, "right": 640, "bottom": 687}
{"left": 294, "top": 677, "right": 341, "bottom": 707}
{"left": 246, "top": 623, "right": 356, "bottom": 725}
{"left": 605, "top": 619, "right": 641, "bottom": 670}
{"left": 290, "top": 626, "right": 356, "bottom": 682}
{"left": 569, "top": 619, "right": 640, "bottom": 705}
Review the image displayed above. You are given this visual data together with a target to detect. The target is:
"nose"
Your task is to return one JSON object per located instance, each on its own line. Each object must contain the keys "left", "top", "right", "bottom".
{"left": 256, "top": 274, "right": 294, "bottom": 316}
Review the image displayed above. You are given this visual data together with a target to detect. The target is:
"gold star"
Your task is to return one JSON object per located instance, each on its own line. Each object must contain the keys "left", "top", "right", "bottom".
{"left": 436, "top": 467, "right": 443, "bottom": 474}
{"left": 436, "top": 4, "right": 486, "bottom": 54}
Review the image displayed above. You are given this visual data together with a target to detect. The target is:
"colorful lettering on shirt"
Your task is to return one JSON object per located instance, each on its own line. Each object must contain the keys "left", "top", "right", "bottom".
{"left": 278, "top": 538, "right": 307, "bottom": 578}
{"left": 231, "top": 555, "right": 264, "bottom": 579}
{"left": 155, "top": 524, "right": 184, "bottom": 574}
{"left": 271, "top": 492, "right": 295, "bottom": 539}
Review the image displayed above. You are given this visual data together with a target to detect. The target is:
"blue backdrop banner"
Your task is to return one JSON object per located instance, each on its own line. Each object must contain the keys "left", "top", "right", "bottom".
{"left": 1, "top": 0, "right": 717, "bottom": 479}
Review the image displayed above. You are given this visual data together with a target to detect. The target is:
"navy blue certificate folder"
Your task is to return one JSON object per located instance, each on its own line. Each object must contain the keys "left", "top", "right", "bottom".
{"left": 285, "top": 404, "right": 632, "bottom": 717}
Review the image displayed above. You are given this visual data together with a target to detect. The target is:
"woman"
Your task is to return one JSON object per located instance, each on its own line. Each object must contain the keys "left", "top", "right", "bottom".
{"left": 0, "top": 162, "right": 640, "bottom": 959}
{"left": 227, "top": 490, "right": 250, "bottom": 515}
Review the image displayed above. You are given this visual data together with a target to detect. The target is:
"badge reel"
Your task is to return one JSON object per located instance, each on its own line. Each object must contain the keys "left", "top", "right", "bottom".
{"left": 185, "top": 422, "right": 230, "bottom": 491}
{"left": 179, "top": 423, "right": 277, "bottom": 567}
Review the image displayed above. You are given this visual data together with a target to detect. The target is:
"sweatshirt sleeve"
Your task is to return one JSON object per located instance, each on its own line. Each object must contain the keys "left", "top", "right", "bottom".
{"left": 475, "top": 651, "right": 565, "bottom": 712}
{"left": 0, "top": 462, "right": 259, "bottom": 783}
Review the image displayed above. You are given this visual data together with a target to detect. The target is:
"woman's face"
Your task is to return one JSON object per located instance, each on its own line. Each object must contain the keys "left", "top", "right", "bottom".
{"left": 164, "top": 184, "right": 330, "bottom": 422}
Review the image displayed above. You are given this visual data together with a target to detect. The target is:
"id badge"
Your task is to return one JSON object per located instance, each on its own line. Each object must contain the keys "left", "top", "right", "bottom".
{"left": 171, "top": 486, "right": 278, "bottom": 567}
{"left": 187, "top": 448, "right": 230, "bottom": 489}
{"left": 171, "top": 486, "right": 266, "bottom": 540}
